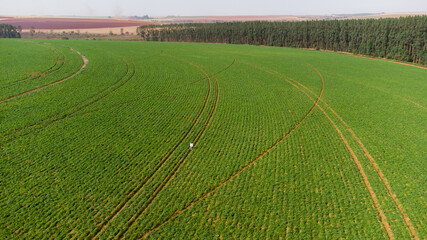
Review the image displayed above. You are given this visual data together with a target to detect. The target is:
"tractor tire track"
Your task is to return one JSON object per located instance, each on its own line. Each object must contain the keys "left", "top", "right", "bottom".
{"left": 1, "top": 53, "right": 136, "bottom": 144}
{"left": 253, "top": 64, "right": 394, "bottom": 239}
{"left": 270, "top": 64, "right": 418, "bottom": 239}
{"left": 1, "top": 42, "right": 67, "bottom": 88}
{"left": 0, "top": 48, "right": 85, "bottom": 103}
{"left": 315, "top": 102, "right": 394, "bottom": 239}
{"left": 2, "top": 51, "right": 205, "bottom": 139}
{"left": 118, "top": 62, "right": 221, "bottom": 240}
{"left": 139, "top": 61, "right": 323, "bottom": 239}
{"left": 92, "top": 57, "right": 233, "bottom": 239}
{"left": 0, "top": 48, "right": 63, "bottom": 88}
{"left": 1, "top": 53, "right": 127, "bottom": 138}
{"left": 0, "top": 55, "right": 136, "bottom": 229}
{"left": 1, "top": 56, "right": 135, "bottom": 146}
{"left": 138, "top": 62, "right": 396, "bottom": 239}
{"left": 73, "top": 57, "right": 236, "bottom": 119}
{"left": 338, "top": 114, "right": 419, "bottom": 239}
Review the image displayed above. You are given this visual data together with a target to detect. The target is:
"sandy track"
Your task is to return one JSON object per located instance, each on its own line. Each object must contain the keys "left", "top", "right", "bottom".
{"left": 250, "top": 63, "right": 395, "bottom": 239}
{"left": 315, "top": 102, "right": 394, "bottom": 239}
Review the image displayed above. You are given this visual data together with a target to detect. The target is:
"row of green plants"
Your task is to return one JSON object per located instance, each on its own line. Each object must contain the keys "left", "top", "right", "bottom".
{"left": 0, "top": 42, "right": 81, "bottom": 101}
{"left": 0, "top": 40, "right": 424, "bottom": 239}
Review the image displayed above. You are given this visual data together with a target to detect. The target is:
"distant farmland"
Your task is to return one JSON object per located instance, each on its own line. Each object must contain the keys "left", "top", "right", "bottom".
{"left": 0, "top": 39, "right": 425, "bottom": 239}
{"left": 0, "top": 16, "right": 155, "bottom": 29}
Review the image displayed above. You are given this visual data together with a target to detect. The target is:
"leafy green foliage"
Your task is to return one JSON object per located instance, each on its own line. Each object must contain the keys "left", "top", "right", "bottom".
{"left": 138, "top": 16, "right": 427, "bottom": 64}
{"left": 0, "top": 24, "right": 20, "bottom": 38}
{"left": 0, "top": 39, "right": 425, "bottom": 239}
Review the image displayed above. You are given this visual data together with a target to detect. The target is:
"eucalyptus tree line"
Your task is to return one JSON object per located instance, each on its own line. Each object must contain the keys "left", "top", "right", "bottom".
{"left": 138, "top": 16, "right": 426, "bottom": 64}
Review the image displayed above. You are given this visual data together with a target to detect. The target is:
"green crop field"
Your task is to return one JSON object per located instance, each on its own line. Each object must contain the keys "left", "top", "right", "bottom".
{"left": 0, "top": 39, "right": 425, "bottom": 239}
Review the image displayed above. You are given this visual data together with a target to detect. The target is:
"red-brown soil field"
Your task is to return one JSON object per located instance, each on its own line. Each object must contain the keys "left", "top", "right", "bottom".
{"left": 0, "top": 16, "right": 155, "bottom": 29}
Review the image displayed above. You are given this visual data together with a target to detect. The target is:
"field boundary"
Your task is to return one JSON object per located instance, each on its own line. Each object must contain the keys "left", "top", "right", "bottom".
{"left": 303, "top": 48, "right": 427, "bottom": 70}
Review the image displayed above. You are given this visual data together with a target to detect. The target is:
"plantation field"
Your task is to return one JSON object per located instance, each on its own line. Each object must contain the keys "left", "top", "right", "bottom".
{"left": 0, "top": 39, "right": 425, "bottom": 239}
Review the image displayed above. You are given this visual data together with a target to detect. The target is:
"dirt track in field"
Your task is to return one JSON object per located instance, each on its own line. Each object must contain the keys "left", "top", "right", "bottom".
{"left": 257, "top": 63, "right": 395, "bottom": 239}
{"left": 72, "top": 57, "right": 236, "bottom": 118}
{"left": 315, "top": 103, "right": 394, "bottom": 239}
{"left": 1, "top": 50, "right": 134, "bottom": 138}
{"left": 92, "top": 56, "right": 236, "bottom": 239}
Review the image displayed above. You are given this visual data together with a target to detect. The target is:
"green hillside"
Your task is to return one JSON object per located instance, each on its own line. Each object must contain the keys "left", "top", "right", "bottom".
{"left": 0, "top": 39, "right": 425, "bottom": 239}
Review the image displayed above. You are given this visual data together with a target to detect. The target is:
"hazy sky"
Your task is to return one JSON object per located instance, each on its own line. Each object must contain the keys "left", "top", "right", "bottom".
{"left": 1, "top": 0, "right": 426, "bottom": 17}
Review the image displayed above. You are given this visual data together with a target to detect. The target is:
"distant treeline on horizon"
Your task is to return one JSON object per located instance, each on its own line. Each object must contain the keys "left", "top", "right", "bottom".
{"left": 137, "top": 16, "right": 426, "bottom": 65}
{"left": 0, "top": 24, "right": 21, "bottom": 38}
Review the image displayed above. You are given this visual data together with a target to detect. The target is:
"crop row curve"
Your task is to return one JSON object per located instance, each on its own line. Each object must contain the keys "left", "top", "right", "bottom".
{"left": 138, "top": 61, "right": 324, "bottom": 239}
{"left": 0, "top": 47, "right": 85, "bottom": 103}
{"left": 91, "top": 55, "right": 219, "bottom": 239}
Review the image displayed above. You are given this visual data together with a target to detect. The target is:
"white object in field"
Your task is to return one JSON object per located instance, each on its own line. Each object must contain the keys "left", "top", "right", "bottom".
{"left": 190, "top": 143, "right": 194, "bottom": 150}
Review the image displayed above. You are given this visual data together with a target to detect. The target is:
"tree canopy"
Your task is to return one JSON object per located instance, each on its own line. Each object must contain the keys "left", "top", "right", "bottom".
{"left": 0, "top": 24, "right": 21, "bottom": 38}
{"left": 137, "top": 16, "right": 427, "bottom": 64}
